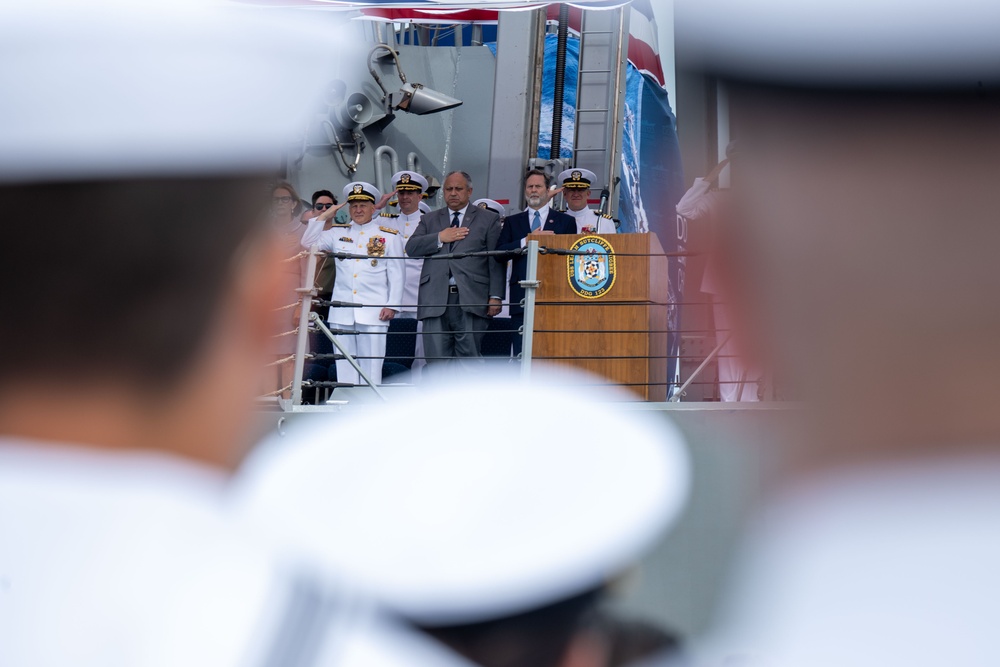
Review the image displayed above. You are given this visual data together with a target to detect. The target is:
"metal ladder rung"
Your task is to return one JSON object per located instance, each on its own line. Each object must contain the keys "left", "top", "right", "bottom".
{"left": 574, "top": 7, "right": 625, "bottom": 207}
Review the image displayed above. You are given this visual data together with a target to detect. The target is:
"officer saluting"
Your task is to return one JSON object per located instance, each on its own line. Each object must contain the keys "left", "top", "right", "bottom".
{"left": 379, "top": 170, "right": 430, "bottom": 376}
{"left": 302, "top": 181, "right": 404, "bottom": 388}
{"left": 558, "top": 168, "right": 617, "bottom": 235}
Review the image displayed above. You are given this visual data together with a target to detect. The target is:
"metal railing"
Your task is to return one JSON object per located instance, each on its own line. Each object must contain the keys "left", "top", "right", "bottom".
{"left": 260, "top": 241, "right": 771, "bottom": 410}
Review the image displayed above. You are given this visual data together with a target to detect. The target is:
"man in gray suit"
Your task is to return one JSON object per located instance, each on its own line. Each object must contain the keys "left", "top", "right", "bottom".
{"left": 405, "top": 171, "right": 504, "bottom": 370}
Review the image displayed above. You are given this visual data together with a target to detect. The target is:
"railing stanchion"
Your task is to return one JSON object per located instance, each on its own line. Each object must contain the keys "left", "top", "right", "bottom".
{"left": 669, "top": 332, "right": 731, "bottom": 402}
{"left": 520, "top": 240, "right": 541, "bottom": 382}
{"left": 290, "top": 244, "right": 319, "bottom": 407}
{"left": 312, "top": 314, "right": 387, "bottom": 402}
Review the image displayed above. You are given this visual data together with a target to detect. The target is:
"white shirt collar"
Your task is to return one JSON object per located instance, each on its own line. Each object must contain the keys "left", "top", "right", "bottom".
{"left": 526, "top": 203, "right": 550, "bottom": 223}
{"left": 447, "top": 204, "right": 470, "bottom": 224}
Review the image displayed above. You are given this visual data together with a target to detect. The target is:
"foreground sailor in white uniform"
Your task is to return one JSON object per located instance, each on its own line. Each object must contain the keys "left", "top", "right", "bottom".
{"left": 557, "top": 168, "right": 617, "bottom": 235}
{"left": 684, "top": 8, "right": 1000, "bottom": 665}
{"left": 235, "top": 372, "right": 691, "bottom": 667}
{"left": 302, "top": 182, "right": 404, "bottom": 388}
{"left": 0, "top": 3, "right": 469, "bottom": 665}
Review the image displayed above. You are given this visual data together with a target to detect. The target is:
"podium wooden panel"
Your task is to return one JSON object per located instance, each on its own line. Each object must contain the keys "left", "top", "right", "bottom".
{"left": 530, "top": 233, "right": 669, "bottom": 401}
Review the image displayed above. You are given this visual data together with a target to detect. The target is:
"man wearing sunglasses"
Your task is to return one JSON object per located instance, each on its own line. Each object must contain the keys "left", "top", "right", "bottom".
{"left": 301, "top": 189, "right": 349, "bottom": 225}
{"left": 302, "top": 191, "right": 340, "bottom": 316}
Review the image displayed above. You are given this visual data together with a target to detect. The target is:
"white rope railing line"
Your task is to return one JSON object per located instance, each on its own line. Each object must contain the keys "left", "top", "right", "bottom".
{"left": 258, "top": 383, "right": 293, "bottom": 398}
{"left": 264, "top": 354, "right": 302, "bottom": 368}
{"left": 282, "top": 251, "right": 308, "bottom": 263}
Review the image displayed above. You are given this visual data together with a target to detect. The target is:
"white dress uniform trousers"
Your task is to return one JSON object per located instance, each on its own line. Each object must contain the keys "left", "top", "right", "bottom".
{"left": 302, "top": 218, "right": 404, "bottom": 387}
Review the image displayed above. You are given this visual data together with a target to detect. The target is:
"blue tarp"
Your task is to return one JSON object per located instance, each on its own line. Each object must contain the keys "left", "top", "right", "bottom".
{"left": 536, "top": 35, "right": 579, "bottom": 160}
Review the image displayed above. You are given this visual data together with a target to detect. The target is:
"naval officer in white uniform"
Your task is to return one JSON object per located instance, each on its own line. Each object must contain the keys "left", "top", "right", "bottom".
{"left": 301, "top": 182, "right": 403, "bottom": 388}
{"left": 558, "top": 168, "right": 617, "bottom": 235}
{"left": 682, "top": 6, "right": 1000, "bottom": 666}
{"left": 379, "top": 170, "right": 430, "bottom": 377}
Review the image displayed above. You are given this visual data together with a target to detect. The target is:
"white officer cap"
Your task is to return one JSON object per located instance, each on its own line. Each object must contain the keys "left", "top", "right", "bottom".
{"left": 473, "top": 198, "right": 506, "bottom": 217}
{"left": 558, "top": 168, "right": 597, "bottom": 190}
{"left": 344, "top": 181, "right": 382, "bottom": 204}
{"left": 0, "top": 0, "right": 341, "bottom": 184}
{"left": 418, "top": 200, "right": 432, "bottom": 214}
{"left": 391, "top": 170, "right": 429, "bottom": 193}
{"left": 234, "top": 371, "right": 690, "bottom": 626}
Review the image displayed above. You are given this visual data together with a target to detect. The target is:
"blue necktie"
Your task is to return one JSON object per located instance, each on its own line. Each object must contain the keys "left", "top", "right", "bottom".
{"left": 451, "top": 211, "right": 460, "bottom": 228}
{"left": 531, "top": 210, "right": 541, "bottom": 232}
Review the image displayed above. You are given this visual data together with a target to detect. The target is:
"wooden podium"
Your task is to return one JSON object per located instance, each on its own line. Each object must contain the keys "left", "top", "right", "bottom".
{"left": 529, "top": 232, "right": 669, "bottom": 401}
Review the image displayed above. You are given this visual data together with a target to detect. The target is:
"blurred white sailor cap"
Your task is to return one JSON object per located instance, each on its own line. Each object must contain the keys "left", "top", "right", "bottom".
{"left": 472, "top": 198, "right": 506, "bottom": 217}
{"left": 0, "top": 0, "right": 341, "bottom": 184}
{"left": 234, "top": 372, "right": 690, "bottom": 626}
{"left": 675, "top": 0, "right": 1000, "bottom": 86}
{"left": 418, "top": 200, "right": 432, "bottom": 214}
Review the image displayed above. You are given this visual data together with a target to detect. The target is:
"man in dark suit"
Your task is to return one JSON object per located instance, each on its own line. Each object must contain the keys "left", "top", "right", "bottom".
{"left": 405, "top": 171, "right": 504, "bottom": 371}
{"left": 497, "top": 169, "right": 577, "bottom": 357}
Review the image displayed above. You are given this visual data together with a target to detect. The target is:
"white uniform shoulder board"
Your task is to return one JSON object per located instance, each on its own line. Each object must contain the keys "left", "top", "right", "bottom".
{"left": 330, "top": 222, "right": 351, "bottom": 227}
{"left": 379, "top": 212, "right": 399, "bottom": 218}
{"left": 379, "top": 226, "right": 400, "bottom": 234}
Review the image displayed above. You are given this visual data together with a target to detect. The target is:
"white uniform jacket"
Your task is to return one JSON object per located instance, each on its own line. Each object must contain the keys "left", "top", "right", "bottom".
{"left": 302, "top": 217, "right": 404, "bottom": 327}
{"left": 377, "top": 210, "right": 423, "bottom": 315}
{"left": 567, "top": 207, "right": 617, "bottom": 235}
{"left": 0, "top": 439, "right": 292, "bottom": 667}
{"left": 0, "top": 438, "right": 481, "bottom": 667}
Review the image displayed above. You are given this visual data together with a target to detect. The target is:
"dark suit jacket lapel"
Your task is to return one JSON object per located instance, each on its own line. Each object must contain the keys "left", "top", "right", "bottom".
{"left": 463, "top": 205, "right": 477, "bottom": 232}
{"left": 519, "top": 212, "right": 531, "bottom": 238}
{"left": 452, "top": 205, "right": 476, "bottom": 252}
{"left": 545, "top": 210, "right": 558, "bottom": 231}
